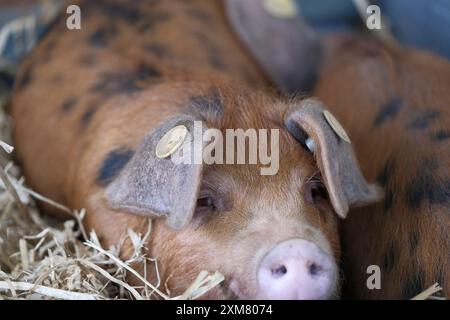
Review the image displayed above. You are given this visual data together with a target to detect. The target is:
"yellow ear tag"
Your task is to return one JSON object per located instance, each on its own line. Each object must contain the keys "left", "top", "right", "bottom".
{"left": 155, "top": 125, "right": 188, "bottom": 159}
{"left": 323, "top": 110, "right": 351, "bottom": 144}
{"left": 262, "top": 0, "right": 299, "bottom": 19}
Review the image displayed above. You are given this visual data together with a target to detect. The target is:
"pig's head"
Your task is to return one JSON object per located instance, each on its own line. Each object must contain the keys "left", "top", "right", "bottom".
{"left": 104, "top": 84, "right": 381, "bottom": 299}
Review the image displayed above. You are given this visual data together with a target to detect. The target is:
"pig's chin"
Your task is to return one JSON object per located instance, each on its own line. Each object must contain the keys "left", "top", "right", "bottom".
{"left": 216, "top": 279, "right": 241, "bottom": 299}
{"left": 223, "top": 276, "right": 339, "bottom": 300}
{"left": 202, "top": 275, "right": 338, "bottom": 300}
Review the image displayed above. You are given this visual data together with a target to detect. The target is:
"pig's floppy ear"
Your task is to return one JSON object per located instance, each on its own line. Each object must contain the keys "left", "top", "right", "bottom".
{"left": 105, "top": 115, "right": 206, "bottom": 229}
{"left": 224, "top": 0, "right": 322, "bottom": 93}
{"left": 284, "top": 98, "right": 382, "bottom": 218}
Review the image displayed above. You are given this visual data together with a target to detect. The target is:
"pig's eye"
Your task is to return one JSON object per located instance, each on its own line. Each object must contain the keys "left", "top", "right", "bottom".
{"left": 193, "top": 194, "right": 220, "bottom": 226}
{"left": 196, "top": 195, "right": 217, "bottom": 211}
{"left": 304, "top": 181, "right": 328, "bottom": 205}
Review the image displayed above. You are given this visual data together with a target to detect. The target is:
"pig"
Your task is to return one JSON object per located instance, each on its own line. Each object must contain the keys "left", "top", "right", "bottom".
{"left": 313, "top": 35, "right": 450, "bottom": 299}
{"left": 9, "top": 0, "right": 380, "bottom": 299}
{"left": 227, "top": 0, "right": 450, "bottom": 299}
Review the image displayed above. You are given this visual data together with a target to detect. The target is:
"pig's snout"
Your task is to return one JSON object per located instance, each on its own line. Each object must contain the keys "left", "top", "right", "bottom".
{"left": 258, "top": 239, "right": 336, "bottom": 300}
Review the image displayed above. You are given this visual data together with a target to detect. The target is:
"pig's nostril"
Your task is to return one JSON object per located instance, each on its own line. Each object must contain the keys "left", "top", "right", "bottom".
{"left": 307, "top": 262, "right": 322, "bottom": 276}
{"left": 271, "top": 265, "right": 287, "bottom": 278}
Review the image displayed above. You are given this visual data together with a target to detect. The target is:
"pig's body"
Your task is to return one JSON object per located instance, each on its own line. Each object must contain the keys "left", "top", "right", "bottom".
{"left": 10, "top": 0, "right": 380, "bottom": 299}
{"left": 11, "top": 0, "right": 266, "bottom": 215}
{"left": 314, "top": 36, "right": 450, "bottom": 299}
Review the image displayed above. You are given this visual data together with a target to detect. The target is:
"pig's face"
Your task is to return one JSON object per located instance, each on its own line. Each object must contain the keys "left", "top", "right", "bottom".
{"left": 105, "top": 84, "right": 381, "bottom": 299}
{"left": 151, "top": 157, "right": 340, "bottom": 299}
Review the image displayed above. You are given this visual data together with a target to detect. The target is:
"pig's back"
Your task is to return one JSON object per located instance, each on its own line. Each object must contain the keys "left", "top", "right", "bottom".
{"left": 10, "top": 0, "right": 266, "bottom": 210}
{"left": 315, "top": 36, "right": 450, "bottom": 299}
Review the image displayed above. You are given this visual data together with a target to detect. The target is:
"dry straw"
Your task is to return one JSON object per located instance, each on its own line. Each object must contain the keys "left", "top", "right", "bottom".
{"left": 0, "top": 145, "right": 224, "bottom": 299}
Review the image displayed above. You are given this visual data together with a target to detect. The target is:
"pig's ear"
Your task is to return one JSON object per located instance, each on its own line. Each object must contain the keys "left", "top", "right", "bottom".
{"left": 284, "top": 98, "right": 382, "bottom": 218}
{"left": 224, "top": 0, "right": 322, "bottom": 93}
{"left": 105, "top": 115, "right": 205, "bottom": 229}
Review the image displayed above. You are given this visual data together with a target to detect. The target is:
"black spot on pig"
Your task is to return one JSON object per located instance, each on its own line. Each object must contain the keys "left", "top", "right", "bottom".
{"left": 137, "top": 12, "right": 171, "bottom": 33}
{"left": 192, "top": 32, "right": 226, "bottom": 70}
{"left": 405, "top": 159, "right": 450, "bottom": 209}
{"left": 89, "top": 26, "right": 117, "bottom": 48}
{"left": 97, "top": 148, "right": 134, "bottom": 186}
{"left": 146, "top": 43, "right": 171, "bottom": 59}
{"left": 80, "top": 102, "right": 99, "bottom": 127}
{"left": 60, "top": 97, "right": 78, "bottom": 113}
{"left": 190, "top": 87, "right": 224, "bottom": 120}
{"left": 104, "top": 3, "right": 141, "bottom": 22}
{"left": 431, "top": 130, "right": 450, "bottom": 141}
{"left": 135, "top": 64, "right": 162, "bottom": 81}
{"left": 409, "top": 231, "right": 420, "bottom": 251}
{"left": 433, "top": 181, "right": 450, "bottom": 205}
{"left": 383, "top": 242, "right": 397, "bottom": 272}
{"left": 405, "top": 164, "right": 435, "bottom": 210}
{"left": 402, "top": 268, "right": 424, "bottom": 299}
{"left": 377, "top": 160, "right": 395, "bottom": 211}
{"left": 92, "top": 65, "right": 161, "bottom": 97}
{"left": 373, "top": 97, "right": 403, "bottom": 128}
{"left": 377, "top": 159, "right": 395, "bottom": 186}
{"left": 407, "top": 110, "right": 440, "bottom": 130}
{"left": 87, "top": 1, "right": 142, "bottom": 24}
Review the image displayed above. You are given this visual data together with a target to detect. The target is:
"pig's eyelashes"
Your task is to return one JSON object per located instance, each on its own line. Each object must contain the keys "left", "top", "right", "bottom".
{"left": 196, "top": 195, "right": 217, "bottom": 212}
{"left": 193, "top": 195, "right": 219, "bottom": 225}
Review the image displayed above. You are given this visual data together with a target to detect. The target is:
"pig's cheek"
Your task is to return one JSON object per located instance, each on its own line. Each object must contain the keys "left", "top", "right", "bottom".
{"left": 303, "top": 206, "right": 341, "bottom": 261}
{"left": 219, "top": 238, "right": 272, "bottom": 298}
{"left": 150, "top": 223, "right": 220, "bottom": 270}
{"left": 148, "top": 223, "right": 262, "bottom": 298}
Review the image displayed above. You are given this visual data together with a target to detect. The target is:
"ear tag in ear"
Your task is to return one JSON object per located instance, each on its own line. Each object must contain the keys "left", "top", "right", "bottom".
{"left": 262, "top": 0, "right": 298, "bottom": 19}
{"left": 155, "top": 125, "right": 188, "bottom": 159}
{"left": 305, "top": 137, "right": 315, "bottom": 153}
{"left": 323, "top": 110, "right": 351, "bottom": 144}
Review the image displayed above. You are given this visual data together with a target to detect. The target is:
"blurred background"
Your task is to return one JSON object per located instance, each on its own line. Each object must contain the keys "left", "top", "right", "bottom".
{"left": 0, "top": 0, "right": 62, "bottom": 99}
{"left": 295, "top": 0, "right": 450, "bottom": 60}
